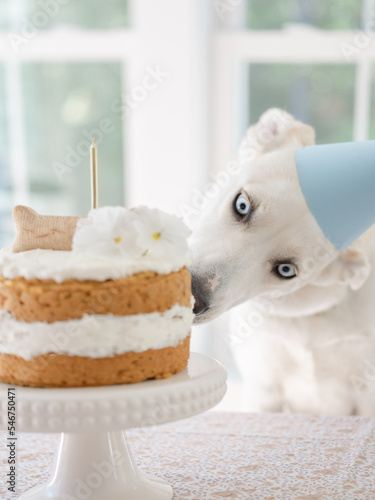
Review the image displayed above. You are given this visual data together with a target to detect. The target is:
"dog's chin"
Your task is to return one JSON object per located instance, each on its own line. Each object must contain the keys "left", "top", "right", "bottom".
{"left": 193, "top": 314, "right": 210, "bottom": 325}
{"left": 193, "top": 307, "right": 221, "bottom": 325}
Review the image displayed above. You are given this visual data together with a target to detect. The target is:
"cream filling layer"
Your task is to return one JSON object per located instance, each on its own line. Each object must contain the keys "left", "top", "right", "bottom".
{"left": 0, "top": 248, "right": 192, "bottom": 283}
{"left": 0, "top": 303, "right": 194, "bottom": 361}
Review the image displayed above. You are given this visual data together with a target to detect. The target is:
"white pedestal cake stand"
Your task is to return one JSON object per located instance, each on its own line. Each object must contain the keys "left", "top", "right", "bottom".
{"left": 0, "top": 352, "right": 227, "bottom": 500}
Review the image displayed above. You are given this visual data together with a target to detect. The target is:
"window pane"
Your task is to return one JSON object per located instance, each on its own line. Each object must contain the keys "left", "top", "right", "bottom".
{"left": 0, "top": 1, "right": 10, "bottom": 31}
{"left": 247, "top": 0, "right": 363, "bottom": 30}
{"left": 2, "top": 0, "right": 129, "bottom": 31}
{"left": 249, "top": 64, "right": 355, "bottom": 143}
{"left": 21, "top": 62, "right": 125, "bottom": 216}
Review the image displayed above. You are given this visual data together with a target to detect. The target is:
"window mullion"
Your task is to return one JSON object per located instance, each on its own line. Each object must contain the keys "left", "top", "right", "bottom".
{"left": 354, "top": 57, "right": 372, "bottom": 141}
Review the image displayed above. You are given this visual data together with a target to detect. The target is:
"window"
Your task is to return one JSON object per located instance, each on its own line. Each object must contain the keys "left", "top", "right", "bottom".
{"left": 247, "top": 0, "right": 363, "bottom": 30}
{"left": 0, "top": 0, "right": 207, "bottom": 244}
{"left": 0, "top": 1, "right": 131, "bottom": 246}
{"left": 213, "top": 1, "right": 375, "bottom": 177}
{"left": 23, "top": 62, "right": 124, "bottom": 215}
{"left": 249, "top": 63, "right": 356, "bottom": 143}
{"left": 0, "top": 0, "right": 129, "bottom": 31}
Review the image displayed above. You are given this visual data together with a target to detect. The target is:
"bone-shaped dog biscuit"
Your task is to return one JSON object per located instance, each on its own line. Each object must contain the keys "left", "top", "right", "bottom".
{"left": 12, "top": 206, "right": 83, "bottom": 252}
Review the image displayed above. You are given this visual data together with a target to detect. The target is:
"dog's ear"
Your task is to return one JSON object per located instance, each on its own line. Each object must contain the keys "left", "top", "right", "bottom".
{"left": 313, "top": 248, "right": 371, "bottom": 291}
{"left": 239, "top": 108, "right": 315, "bottom": 160}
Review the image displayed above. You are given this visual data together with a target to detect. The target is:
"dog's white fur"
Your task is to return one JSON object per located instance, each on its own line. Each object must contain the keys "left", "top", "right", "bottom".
{"left": 190, "top": 108, "right": 375, "bottom": 416}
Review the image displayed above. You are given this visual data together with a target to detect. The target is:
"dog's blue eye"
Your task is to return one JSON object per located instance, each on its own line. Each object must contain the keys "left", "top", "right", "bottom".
{"left": 276, "top": 264, "right": 297, "bottom": 279}
{"left": 235, "top": 194, "right": 251, "bottom": 216}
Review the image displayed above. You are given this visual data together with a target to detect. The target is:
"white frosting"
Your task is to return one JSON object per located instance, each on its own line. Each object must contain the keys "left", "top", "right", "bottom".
{"left": 0, "top": 303, "right": 193, "bottom": 361}
{"left": 0, "top": 248, "right": 191, "bottom": 283}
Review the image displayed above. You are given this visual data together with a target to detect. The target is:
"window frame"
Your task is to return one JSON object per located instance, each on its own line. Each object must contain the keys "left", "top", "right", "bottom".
{"left": 0, "top": 0, "right": 211, "bottom": 216}
{"left": 212, "top": 28, "right": 375, "bottom": 174}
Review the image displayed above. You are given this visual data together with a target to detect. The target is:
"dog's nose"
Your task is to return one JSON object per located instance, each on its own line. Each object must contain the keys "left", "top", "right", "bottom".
{"left": 191, "top": 274, "right": 209, "bottom": 316}
{"left": 193, "top": 292, "right": 208, "bottom": 316}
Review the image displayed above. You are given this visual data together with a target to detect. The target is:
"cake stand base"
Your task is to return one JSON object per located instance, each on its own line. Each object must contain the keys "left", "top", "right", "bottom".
{"left": 20, "top": 431, "right": 173, "bottom": 500}
{"left": 0, "top": 353, "right": 227, "bottom": 500}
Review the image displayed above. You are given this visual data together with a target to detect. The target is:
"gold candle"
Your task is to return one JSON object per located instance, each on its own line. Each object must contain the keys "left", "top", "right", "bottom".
{"left": 90, "top": 138, "right": 99, "bottom": 209}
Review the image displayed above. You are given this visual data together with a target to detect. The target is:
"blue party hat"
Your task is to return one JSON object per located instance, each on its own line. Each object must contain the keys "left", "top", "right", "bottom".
{"left": 296, "top": 141, "right": 375, "bottom": 250}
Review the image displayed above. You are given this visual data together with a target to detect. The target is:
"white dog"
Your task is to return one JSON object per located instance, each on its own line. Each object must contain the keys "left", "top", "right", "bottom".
{"left": 190, "top": 108, "right": 375, "bottom": 417}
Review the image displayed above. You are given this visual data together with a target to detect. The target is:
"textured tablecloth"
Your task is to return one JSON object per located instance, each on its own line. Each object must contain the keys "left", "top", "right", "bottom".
{"left": 1, "top": 411, "right": 375, "bottom": 499}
